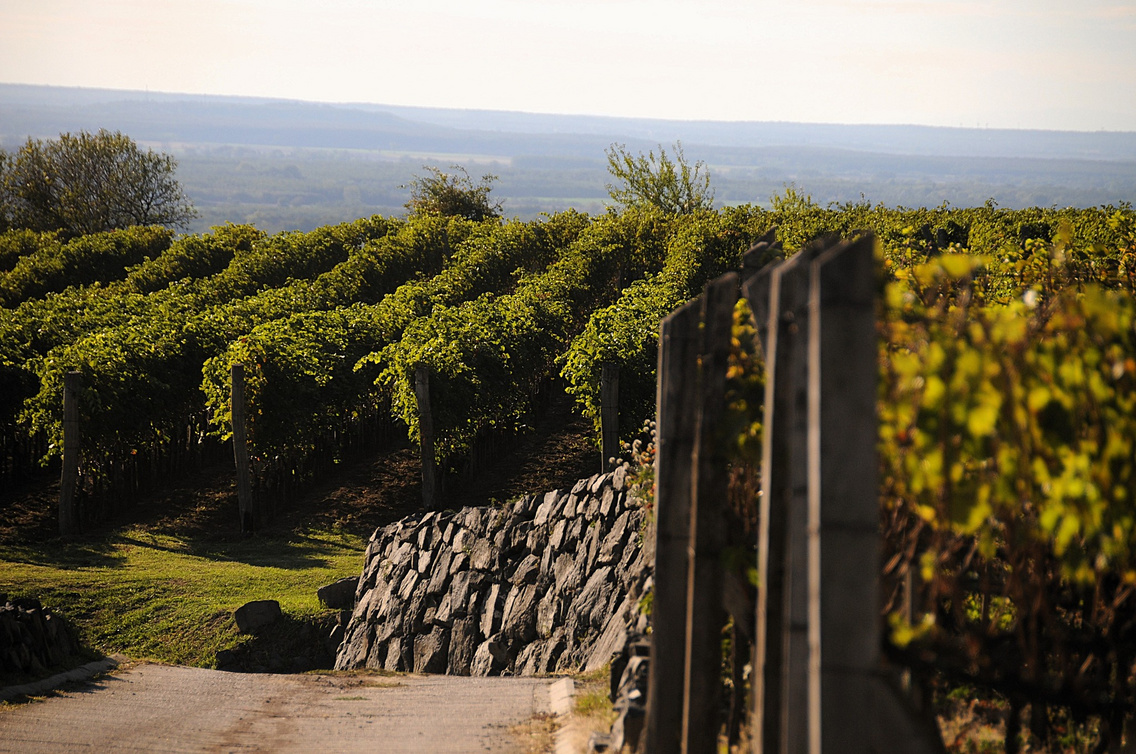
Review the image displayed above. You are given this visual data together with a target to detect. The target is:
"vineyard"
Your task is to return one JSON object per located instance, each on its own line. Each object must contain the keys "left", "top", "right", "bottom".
{"left": 2, "top": 197, "right": 1136, "bottom": 746}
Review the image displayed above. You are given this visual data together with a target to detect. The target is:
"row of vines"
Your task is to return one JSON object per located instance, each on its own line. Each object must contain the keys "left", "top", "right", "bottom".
{"left": 2, "top": 202, "right": 1134, "bottom": 533}
{"left": 876, "top": 212, "right": 1136, "bottom": 749}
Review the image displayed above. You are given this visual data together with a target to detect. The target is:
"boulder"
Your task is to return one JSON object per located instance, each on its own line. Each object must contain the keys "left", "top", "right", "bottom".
{"left": 233, "top": 600, "right": 281, "bottom": 634}
{"left": 317, "top": 577, "right": 358, "bottom": 610}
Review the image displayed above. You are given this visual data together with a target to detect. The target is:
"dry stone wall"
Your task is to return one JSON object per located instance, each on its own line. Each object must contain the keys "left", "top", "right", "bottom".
{"left": 334, "top": 467, "right": 652, "bottom": 676}
{"left": 0, "top": 596, "right": 83, "bottom": 681}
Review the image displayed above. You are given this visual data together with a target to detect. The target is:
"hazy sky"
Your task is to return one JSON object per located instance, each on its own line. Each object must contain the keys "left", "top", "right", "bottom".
{"left": 2, "top": 0, "right": 1134, "bottom": 131}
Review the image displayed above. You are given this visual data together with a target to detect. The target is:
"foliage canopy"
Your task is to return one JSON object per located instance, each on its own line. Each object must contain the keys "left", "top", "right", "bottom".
{"left": 404, "top": 165, "right": 502, "bottom": 221}
{"left": 0, "top": 129, "right": 196, "bottom": 238}
{"left": 605, "top": 141, "right": 714, "bottom": 215}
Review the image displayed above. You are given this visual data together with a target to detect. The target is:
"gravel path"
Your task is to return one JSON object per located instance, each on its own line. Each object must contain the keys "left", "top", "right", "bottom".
{"left": 0, "top": 662, "right": 555, "bottom": 753}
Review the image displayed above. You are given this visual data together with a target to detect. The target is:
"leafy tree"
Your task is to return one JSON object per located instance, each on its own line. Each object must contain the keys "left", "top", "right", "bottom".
{"left": 403, "top": 165, "right": 502, "bottom": 221}
{"left": 0, "top": 129, "right": 197, "bottom": 238}
{"left": 605, "top": 141, "right": 714, "bottom": 215}
{"left": 0, "top": 150, "right": 12, "bottom": 232}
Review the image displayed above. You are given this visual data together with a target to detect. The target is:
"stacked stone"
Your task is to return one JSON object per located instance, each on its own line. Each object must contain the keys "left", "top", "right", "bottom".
{"left": 0, "top": 596, "right": 82, "bottom": 680}
{"left": 334, "top": 467, "right": 652, "bottom": 677}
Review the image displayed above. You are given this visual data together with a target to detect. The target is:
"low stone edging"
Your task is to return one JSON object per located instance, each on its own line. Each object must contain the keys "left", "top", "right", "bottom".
{"left": 0, "top": 596, "right": 84, "bottom": 685}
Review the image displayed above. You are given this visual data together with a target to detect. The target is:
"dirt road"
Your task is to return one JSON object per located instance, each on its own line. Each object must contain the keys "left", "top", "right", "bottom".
{"left": 0, "top": 662, "right": 556, "bottom": 753}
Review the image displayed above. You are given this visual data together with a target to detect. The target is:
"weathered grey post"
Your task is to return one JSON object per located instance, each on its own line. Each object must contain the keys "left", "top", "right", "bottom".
{"left": 643, "top": 299, "right": 701, "bottom": 754}
{"left": 805, "top": 236, "right": 943, "bottom": 753}
{"left": 415, "top": 365, "right": 438, "bottom": 511}
{"left": 682, "top": 273, "right": 737, "bottom": 753}
{"left": 746, "top": 242, "right": 825, "bottom": 754}
{"left": 601, "top": 362, "right": 620, "bottom": 471}
{"left": 231, "top": 364, "right": 254, "bottom": 534}
{"left": 59, "top": 370, "right": 81, "bottom": 536}
{"left": 806, "top": 235, "right": 879, "bottom": 751}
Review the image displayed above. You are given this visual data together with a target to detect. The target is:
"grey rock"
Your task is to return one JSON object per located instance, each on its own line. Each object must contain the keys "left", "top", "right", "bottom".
{"left": 568, "top": 516, "right": 585, "bottom": 544}
{"left": 447, "top": 617, "right": 478, "bottom": 675}
{"left": 509, "top": 553, "right": 541, "bottom": 585}
{"left": 599, "top": 487, "right": 616, "bottom": 519}
{"left": 549, "top": 519, "right": 567, "bottom": 551}
{"left": 434, "top": 592, "right": 454, "bottom": 627}
{"left": 451, "top": 527, "right": 471, "bottom": 554}
{"left": 525, "top": 526, "right": 544, "bottom": 555}
{"left": 598, "top": 510, "right": 631, "bottom": 566}
{"left": 233, "top": 600, "right": 281, "bottom": 634}
{"left": 470, "top": 636, "right": 508, "bottom": 676}
{"left": 576, "top": 567, "right": 614, "bottom": 631}
{"left": 513, "top": 494, "right": 537, "bottom": 517}
{"left": 553, "top": 552, "right": 580, "bottom": 593}
{"left": 509, "top": 521, "right": 533, "bottom": 552}
{"left": 383, "top": 637, "right": 403, "bottom": 671}
{"left": 334, "top": 621, "right": 371, "bottom": 669}
{"left": 335, "top": 469, "right": 655, "bottom": 679}
{"left": 533, "top": 498, "right": 555, "bottom": 527}
{"left": 502, "top": 583, "right": 539, "bottom": 644}
{"left": 398, "top": 570, "right": 420, "bottom": 601}
{"left": 539, "top": 546, "right": 555, "bottom": 581}
{"left": 404, "top": 582, "right": 431, "bottom": 635}
{"left": 365, "top": 631, "right": 387, "bottom": 669}
{"left": 479, "top": 583, "right": 503, "bottom": 639}
{"left": 427, "top": 549, "right": 454, "bottom": 594}
{"left": 461, "top": 507, "right": 484, "bottom": 535}
{"left": 413, "top": 625, "right": 450, "bottom": 673}
{"left": 584, "top": 595, "right": 634, "bottom": 672}
{"left": 317, "top": 577, "right": 358, "bottom": 610}
{"left": 537, "top": 594, "right": 559, "bottom": 639}
{"left": 448, "top": 571, "right": 478, "bottom": 619}
{"left": 539, "top": 627, "right": 567, "bottom": 674}
{"left": 612, "top": 464, "right": 628, "bottom": 492}
{"left": 515, "top": 642, "right": 542, "bottom": 676}
{"left": 469, "top": 538, "right": 494, "bottom": 571}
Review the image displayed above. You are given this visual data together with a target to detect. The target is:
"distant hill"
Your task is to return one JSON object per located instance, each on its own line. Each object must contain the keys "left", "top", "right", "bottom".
{"left": 2, "top": 83, "right": 1134, "bottom": 233}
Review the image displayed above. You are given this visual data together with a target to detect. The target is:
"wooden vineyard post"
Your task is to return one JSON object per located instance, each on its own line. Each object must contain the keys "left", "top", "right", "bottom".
{"left": 643, "top": 299, "right": 701, "bottom": 754}
{"left": 682, "top": 273, "right": 737, "bottom": 753}
{"left": 415, "top": 366, "right": 438, "bottom": 511}
{"left": 59, "top": 371, "right": 80, "bottom": 536}
{"left": 600, "top": 362, "right": 620, "bottom": 471}
{"left": 807, "top": 236, "right": 880, "bottom": 752}
{"left": 745, "top": 242, "right": 828, "bottom": 754}
{"left": 231, "top": 364, "right": 254, "bottom": 534}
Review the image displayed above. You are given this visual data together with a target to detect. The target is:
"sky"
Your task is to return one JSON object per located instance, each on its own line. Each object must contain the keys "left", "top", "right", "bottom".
{"left": 1, "top": 0, "right": 1134, "bottom": 132}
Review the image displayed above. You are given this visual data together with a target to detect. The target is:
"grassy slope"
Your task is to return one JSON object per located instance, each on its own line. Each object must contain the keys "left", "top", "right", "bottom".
{"left": 0, "top": 391, "right": 597, "bottom": 673}
{"left": 1, "top": 527, "right": 364, "bottom": 667}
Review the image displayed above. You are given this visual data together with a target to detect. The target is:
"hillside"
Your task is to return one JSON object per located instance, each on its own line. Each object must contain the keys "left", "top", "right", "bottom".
{"left": 3, "top": 83, "right": 1135, "bottom": 233}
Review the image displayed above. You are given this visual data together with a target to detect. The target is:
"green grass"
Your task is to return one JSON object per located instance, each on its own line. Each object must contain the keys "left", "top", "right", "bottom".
{"left": 0, "top": 526, "right": 366, "bottom": 668}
